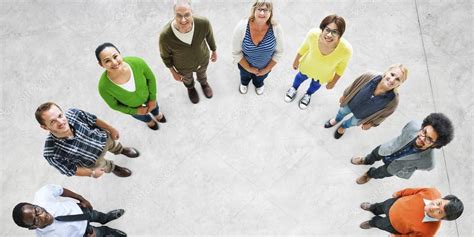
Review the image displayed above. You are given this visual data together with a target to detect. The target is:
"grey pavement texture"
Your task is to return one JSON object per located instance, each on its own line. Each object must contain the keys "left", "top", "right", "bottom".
{"left": 0, "top": 0, "right": 472, "bottom": 236}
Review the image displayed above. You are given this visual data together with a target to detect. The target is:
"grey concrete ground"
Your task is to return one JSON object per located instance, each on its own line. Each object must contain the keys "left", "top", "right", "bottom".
{"left": 0, "top": 0, "right": 472, "bottom": 236}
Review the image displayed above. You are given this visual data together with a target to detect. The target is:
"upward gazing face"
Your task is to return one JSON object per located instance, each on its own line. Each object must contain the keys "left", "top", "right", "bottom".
{"left": 425, "top": 198, "right": 449, "bottom": 219}
{"left": 415, "top": 125, "right": 439, "bottom": 150}
{"left": 320, "top": 22, "right": 340, "bottom": 44}
{"left": 99, "top": 47, "right": 124, "bottom": 71}
{"left": 21, "top": 205, "right": 54, "bottom": 229}
{"left": 40, "top": 105, "right": 71, "bottom": 137}
{"left": 380, "top": 67, "right": 404, "bottom": 90}
{"left": 253, "top": 5, "right": 271, "bottom": 23}
{"left": 174, "top": 4, "right": 193, "bottom": 33}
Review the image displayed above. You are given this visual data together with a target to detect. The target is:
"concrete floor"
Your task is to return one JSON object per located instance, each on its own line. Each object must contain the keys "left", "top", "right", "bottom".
{"left": 1, "top": 0, "right": 472, "bottom": 236}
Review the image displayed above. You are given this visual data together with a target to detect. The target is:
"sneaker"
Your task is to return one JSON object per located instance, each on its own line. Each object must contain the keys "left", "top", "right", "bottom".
{"left": 284, "top": 87, "right": 297, "bottom": 102}
{"left": 256, "top": 85, "right": 264, "bottom": 95}
{"left": 298, "top": 94, "right": 311, "bottom": 109}
{"left": 239, "top": 84, "right": 248, "bottom": 94}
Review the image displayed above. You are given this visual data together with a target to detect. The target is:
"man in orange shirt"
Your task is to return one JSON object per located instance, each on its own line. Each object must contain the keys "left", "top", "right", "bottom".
{"left": 359, "top": 187, "right": 463, "bottom": 236}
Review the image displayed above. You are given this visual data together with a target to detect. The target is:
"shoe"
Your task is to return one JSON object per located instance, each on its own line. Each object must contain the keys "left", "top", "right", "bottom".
{"left": 356, "top": 172, "right": 371, "bottom": 184}
{"left": 156, "top": 113, "right": 167, "bottom": 123}
{"left": 100, "top": 209, "right": 125, "bottom": 224}
{"left": 146, "top": 121, "right": 159, "bottom": 130}
{"left": 360, "top": 202, "right": 372, "bottom": 211}
{"left": 121, "top": 147, "right": 140, "bottom": 158}
{"left": 201, "top": 83, "right": 213, "bottom": 98}
{"left": 187, "top": 87, "right": 200, "bottom": 104}
{"left": 108, "top": 228, "right": 127, "bottom": 237}
{"left": 284, "top": 87, "right": 297, "bottom": 102}
{"left": 239, "top": 84, "right": 248, "bottom": 94}
{"left": 359, "top": 221, "right": 372, "bottom": 229}
{"left": 112, "top": 166, "right": 132, "bottom": 177}
{"left": 324, "top": 119, "right": 336, "bottom": 128}
{"left": 351, "top": 157, "right": 365, "bottom": 165}
{"left": 255, "top": 85, "right": 264, "bottom": 95}
{"left": 334, "top": 125, "right": 344, "bottom": 139}
{"left": 298, "top": 94, "right": 311, "bottom": 109}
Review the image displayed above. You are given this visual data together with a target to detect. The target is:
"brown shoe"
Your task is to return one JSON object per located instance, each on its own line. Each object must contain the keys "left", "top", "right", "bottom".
{"left": 201, "top": 83, "right": 213, "bottom": 98}
{"left": 360, "top": 202, "right": 372, "bottom": 211}
{"left": 351, "top": 157, "right": 365, "bottom": 165}
{"left": 121, "top": 147, "right": 140, "bottom": 158}
{"left": 187, "top": 87, "right": 200, "bottom": 104}
{"left": 356, "top": 172, "right": 372, "bottom": 184}
{"left": 359, "top": 221, "right": 372, "bottom": 229}
{"left": 112, "top": 165, "right": 132, "bottom": 177}
{"left": 146, "top": 120, "right": 159, "bottom": 130}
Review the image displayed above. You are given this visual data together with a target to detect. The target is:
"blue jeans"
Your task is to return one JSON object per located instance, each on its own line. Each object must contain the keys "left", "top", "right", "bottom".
{"left": 131, "top": 102, "right": 160, "bottom": 123}
{"left": 238, "top": 64, "right": 269, "bottom": 88}
{"left": 291, "top": 72, "right": 321, "bottom": 95}
{"left": 335, "top": 105, "right": 360, "bottom": 129}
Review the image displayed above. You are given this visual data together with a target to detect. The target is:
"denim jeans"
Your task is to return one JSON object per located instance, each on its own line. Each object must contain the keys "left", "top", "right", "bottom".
{"left": 131, "top": 103, "right": 160, "bottom": 123}
{"left": 238, "top": 64, "right": 269, "bottom": 88}
{"left": 334, "top": 105, "right": 360, "bottom": 129}
{"left": 291, "top": 72, "right": 321, "bottom": 95}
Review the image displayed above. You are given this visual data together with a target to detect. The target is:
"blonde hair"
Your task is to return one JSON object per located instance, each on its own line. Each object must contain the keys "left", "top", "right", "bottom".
{"left": 249, "top": 0, "right": 274, "bottom": 25}
{"left": 385, "top": 63, "right": 408, "bottom": 82}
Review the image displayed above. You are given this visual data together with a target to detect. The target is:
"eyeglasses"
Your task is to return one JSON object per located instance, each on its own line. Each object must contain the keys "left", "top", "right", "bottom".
{"left": 323, "top": 27, "right": 340, "bottom": 37}
{"left": 256, "top": 8, "right": 270, "bottom": 13}
{"left": 419, "top": 128, "right": 436, "bottom": 145}
{"left": 175, "top": 13, "right": 192, "bottom": 20}
{"left": 31, "top": 205, "right": 44, "bottom": 227}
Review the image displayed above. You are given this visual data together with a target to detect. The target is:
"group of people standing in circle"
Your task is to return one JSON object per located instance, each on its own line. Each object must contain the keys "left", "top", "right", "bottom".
{"left": 11, "top": 0, "right": 465, "bottom": 236}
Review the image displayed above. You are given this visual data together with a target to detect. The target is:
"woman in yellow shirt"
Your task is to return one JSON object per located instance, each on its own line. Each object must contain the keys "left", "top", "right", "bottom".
{"left": 285, "top": 15, "right": 353, "bottom": 109}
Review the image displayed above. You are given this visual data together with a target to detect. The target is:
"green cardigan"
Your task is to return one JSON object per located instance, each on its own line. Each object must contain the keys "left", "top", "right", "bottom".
{"left": 98, "top": 57, "right": 157, "bottom": 115}
{"left": 159, "top": 16, "right": 217, "bottom": 74}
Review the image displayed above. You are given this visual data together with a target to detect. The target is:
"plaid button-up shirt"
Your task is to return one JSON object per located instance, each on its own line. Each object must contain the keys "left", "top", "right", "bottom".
{"left": 43, "top": 108, "right": 108, "bottom": 176}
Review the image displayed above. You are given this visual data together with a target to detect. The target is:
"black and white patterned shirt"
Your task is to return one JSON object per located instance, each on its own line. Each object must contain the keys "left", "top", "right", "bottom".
{"left": 43, "top": 108, "right": 107, "bottom": 176}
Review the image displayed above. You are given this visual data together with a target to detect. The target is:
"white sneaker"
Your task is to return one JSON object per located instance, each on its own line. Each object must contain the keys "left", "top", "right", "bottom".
{"left": 284, "top": 87, "right": 297, "bottom": 102}
{"left": 299, "top": 94, "right": 311, "bottom": 109}
{"left": 239, "top": 84, "right": 248, "bottom": 94}
{"left": 256, "top": 85, "right": 265, "bottom": 95}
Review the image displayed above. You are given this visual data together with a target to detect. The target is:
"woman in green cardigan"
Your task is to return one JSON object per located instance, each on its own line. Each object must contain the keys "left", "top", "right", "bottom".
{"left": 95, "top": 43, "right": 166, "bottom": 130}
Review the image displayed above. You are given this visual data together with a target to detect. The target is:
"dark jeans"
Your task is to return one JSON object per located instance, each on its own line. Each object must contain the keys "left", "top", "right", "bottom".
{"left": 238, "top": 64, "right": 269, "bottom": 88}
{"left": 364, "top": 146, "right": 394, "bottom": 179}
{"left": 291, "top": 72, "right": 321, "bottom": 95}
{"left": 131, "top": 103, "right": 160, "bottom": 123}
{"left": 368, "top": 198, "right": 400, "bottom": 234}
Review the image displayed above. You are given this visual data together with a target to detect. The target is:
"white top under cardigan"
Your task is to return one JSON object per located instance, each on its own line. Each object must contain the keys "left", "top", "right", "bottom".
{"left": 232, "top": 18, "right": 284, "bottom": 65}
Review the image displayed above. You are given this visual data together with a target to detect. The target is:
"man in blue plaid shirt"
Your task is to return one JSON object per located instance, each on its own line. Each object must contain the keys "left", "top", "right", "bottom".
{"left": 36, "top": 102, "right": 140, "bottom": 178}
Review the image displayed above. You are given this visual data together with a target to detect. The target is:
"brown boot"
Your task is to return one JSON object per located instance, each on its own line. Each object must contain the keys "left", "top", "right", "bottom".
{"left": 187, "top": 87, "right": 199, "bottom": 104}
{"left": 112, "top": 165, "right": 132, "bottom": 177}
{"left": 201, "top": 83, "right": 213, "bottom": 98}
{"left": 356, "top": 172, "right": 372, "bottom": 184}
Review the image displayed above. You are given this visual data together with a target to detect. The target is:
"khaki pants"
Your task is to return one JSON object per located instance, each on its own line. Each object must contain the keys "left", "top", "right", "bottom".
{"left": 89, "top": 133, "right": 123, "bottom": 173}
{"left": 181, "top": 62, "right": 209, "bottom": 89}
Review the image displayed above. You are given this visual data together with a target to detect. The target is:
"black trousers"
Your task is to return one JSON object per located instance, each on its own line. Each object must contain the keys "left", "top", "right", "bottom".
{"left": 368, "top": 198, "right": 400, "bottom": 234}
{"left": 364, "top": 146, "right": 394, "bottom": 179}
{"left": 80, "top": 207, "right": 115, "bottom": 237}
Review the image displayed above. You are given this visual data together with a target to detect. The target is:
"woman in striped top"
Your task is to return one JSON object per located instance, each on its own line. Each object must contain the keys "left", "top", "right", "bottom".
{"left": 285, "top": 15, "right": 353, "bottom": 110}
{"left": 232, "top": 0, "right": 284, "bottom": 95}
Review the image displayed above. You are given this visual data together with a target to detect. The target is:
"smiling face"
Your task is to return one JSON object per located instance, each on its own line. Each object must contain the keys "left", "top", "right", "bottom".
{"left": 415, "top": 125, "right": 439, "bottom": 150}
{"left": 174, "top": 3, "right": 193, "bottom": 33}
{"left": 98, "top": 47, "right": 124, "bottom": 71}
{"left": 425, "top": 198, "right": 449, "bottom": 219}
{"left": 252, "top": 3, "right": 272, "bottom": 24}
{"left": 380, "top": 67, "right": 404, "bottom": 91}
{"left": 320, "top": 22, "right": 340, "bottom": 44}
{"left": 21, "top": 205, "right": 54, "bottom": 229}
{"left": 40, "top": 104, "right": 71, "bottom": 137}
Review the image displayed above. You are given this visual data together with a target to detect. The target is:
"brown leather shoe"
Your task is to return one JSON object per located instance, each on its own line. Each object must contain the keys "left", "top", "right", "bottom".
{"left": 351, "top": 157, "right": 365, "bottom": 165}
{"left": 360, "top": 202, "right": 372, "bottom": 211}
{"left": 112, "top": 165, "right": 132, "bottom": 177}
{"left": 201, "top": 83, "right": 213, "bottom": 98}
{"left": 356, "top": 172, "right": 372, "bottom": 184}
{"left": 359, "top": 221, "right": 372, "bottom": 229}
{"left": 121, "top": 147, "right": 140, "bottom": 158}
{"left": 187, "top": 87, "right": 199, "bottom": 104}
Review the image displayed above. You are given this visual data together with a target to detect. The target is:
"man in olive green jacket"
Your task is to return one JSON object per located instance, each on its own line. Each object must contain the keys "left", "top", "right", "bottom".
{"left": 159, "top": 0, "right": 217, "bottom": 104}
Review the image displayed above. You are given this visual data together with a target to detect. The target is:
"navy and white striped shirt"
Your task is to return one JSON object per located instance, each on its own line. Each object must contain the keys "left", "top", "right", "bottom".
{"left": 242, "top": 23, "right": 276, "bottom": 69}
{"left": 43, "top": 108, "right": 108, "bottom": 176}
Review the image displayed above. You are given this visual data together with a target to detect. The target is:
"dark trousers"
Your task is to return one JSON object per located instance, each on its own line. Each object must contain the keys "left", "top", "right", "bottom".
{"left": 364, "top": 146, "right": 394, "bottom": 179}
{"left": 81, "top": 207, "right": 116, "bottom": 237}
{"left": 238, "top": 64, "right": 269, "bottom": 88}
{"left": 368, "top": 198, "right": 400, "bottom": 234}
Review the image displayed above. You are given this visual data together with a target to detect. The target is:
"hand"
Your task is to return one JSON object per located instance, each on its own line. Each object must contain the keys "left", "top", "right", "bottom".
{"left": 109, "top": 127, "right": 120, "bottom": 140}
{"left": 326, "top": 81, "right": 336, "bottom": 89}
{"left": 247, "top": 67, "right": 259, "bottom": 75}
{"left": 136, "top": 106, "right": 148, "bottom": 115}
{"left": 146, "top": 100, "right": 157, "bottom": 113}
{"left": 292, "top": 60, "right": 299, "bottom": 70}
{"left": 339, "top": 96, "right": 345, "bottom": 104}
{"left": 91, "top": 168, "right": 105, "bottom": 179}
{"left": 86, "top": 228, "right": 97, "bottom": 237}
{"left": 392, "top": 192, "right": 398, "bottom": 198}
{"left": 210, "top": 51, "right": 217, "bottom": 62}
{"left": 361, "top": 123, "right": 373, "bottom": 130}
{"left": 171, "top": 70, "right": 183, "bottom": 82}
{"left": 78, "top": 197, "right": 93, "bottom": 209}
{"left": 256, "top": 67, "right": 270, "bottom": 76}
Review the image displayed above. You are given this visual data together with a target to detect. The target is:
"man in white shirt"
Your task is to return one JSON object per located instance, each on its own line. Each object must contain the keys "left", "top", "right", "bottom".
{"left": 12, "top": 184, "right": 126, "bottom": 237}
